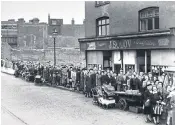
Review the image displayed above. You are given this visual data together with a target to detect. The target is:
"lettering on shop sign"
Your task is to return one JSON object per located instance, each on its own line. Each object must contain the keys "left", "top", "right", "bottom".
{"left": 133, "top": 39, "right": 156, "bottom": 46}
{"left": 87, "top": 42, "right": 96, "bottom": 50}
{"left": 109, "top": 40, "right": 131, "bottom": 49}
{"left": 158, "top": 38, "right": 169, "bottom": 46}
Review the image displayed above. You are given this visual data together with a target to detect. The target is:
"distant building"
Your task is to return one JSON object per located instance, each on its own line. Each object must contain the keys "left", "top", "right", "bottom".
{"left": 1, "top": 19, "right": 18, "bottom": 48}
{"left": 48, "top": 14, "right": 85, "bottom": 38}
{"left": 1, "top": 15, "right": 85, "bottom": 65}
{"left": 47, "top": 14, "right": 85, "bottom": 65}
{"left": 1, "top": 41, "right": 12, "bottom": 61}
{"left": 17, "top": 18, "right": 48, "bottom": 49}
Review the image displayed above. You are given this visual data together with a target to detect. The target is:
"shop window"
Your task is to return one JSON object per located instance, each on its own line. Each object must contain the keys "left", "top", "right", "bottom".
{"left": 88, "top": 64, "right": 102, "bottom": 70}
{"left": 139, "top": 7, "right": 159, "bottom": 31}
{"left": 125, "top": 65, "right": 135, "bottom": 74}
{"left": 95, "top": 1, "right": 110, "bottom": 7}
{"left": 96, "top": 17, "right": 109, "bottom": 36}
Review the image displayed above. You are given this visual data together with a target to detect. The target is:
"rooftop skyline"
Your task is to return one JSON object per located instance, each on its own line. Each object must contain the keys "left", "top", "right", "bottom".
{"left": 1, "top": 1, "right": 85, "bottom": 24}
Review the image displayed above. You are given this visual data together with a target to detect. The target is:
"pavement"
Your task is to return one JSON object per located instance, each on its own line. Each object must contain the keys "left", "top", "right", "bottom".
{"left": 1, "top": 67, "right": 15, "bottom": 75}
{"left": 1, "top": 73, "right": 154, "bottom": 125}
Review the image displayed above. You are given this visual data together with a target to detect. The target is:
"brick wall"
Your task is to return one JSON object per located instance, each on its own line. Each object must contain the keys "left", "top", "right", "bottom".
{"left": 17, "top": 23, "right": 48, "bottom": 49}
{"left": 1, "top": 41, "right": 12, "bottom": 61}
{"left": 11, "top": 49, "right": 45, "bottom": 61}
{"left": 44, "top": 48, "right": 85, "bottom": 66}
{"left": 85, "top": 1, "right": 175, "bottom": 37}
{"left": 47, "top": 36, "right": 79, "bottom": 48}
{"left": 61, "top": 24, "right": 85, "bottom": 38}
{"left": 11, "top": 48, "right": 86, "bottom": 67}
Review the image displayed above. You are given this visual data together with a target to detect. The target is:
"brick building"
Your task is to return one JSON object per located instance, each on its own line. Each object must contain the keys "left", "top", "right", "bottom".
{"left": 46, "top": 14, "right": 85, "bottom": 65}
{"left": 1, "top": 19, "right": 18, "bottom": 48}
{"left": 1, "top": 41, "right": 12, "bottom": 61}
{"left": 1, "top": 14, "right": 85, "bottom": 65}
{"left": 48, "top": 14, "right": 85, "bottom": 38}
{"left": 17, "top": 18, "right": 48, "bottom": 49}
{"left": 79, "top": 1, "right": 175, "bottom": 74}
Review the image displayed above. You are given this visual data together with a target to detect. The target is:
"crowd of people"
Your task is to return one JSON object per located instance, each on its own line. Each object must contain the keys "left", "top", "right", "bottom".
{"left": 7, "top": 60, "right": 175, "bottom": 125}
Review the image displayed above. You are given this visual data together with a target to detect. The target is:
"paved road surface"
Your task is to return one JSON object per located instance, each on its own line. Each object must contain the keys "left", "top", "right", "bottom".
{"left": 1, "top": 73, "right": 152, "bottom": 125}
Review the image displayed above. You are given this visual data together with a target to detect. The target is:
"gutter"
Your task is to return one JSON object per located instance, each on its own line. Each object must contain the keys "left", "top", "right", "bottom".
{"left": 79, "top": 30, "right": 172, "bottom": 42}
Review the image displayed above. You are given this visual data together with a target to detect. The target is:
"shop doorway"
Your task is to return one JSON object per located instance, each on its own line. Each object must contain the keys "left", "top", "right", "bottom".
{"left": 103, "top": 51, "right": 112, "bottom": 70}
{"left": 114, "top": 64, "right": 121, "bottom": 74}
{"left": 136, "top": 50, "right": 151, "bottom": 73}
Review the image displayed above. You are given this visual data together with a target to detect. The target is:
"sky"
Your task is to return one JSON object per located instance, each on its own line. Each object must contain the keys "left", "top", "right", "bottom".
{"left": 1, "top": 1, "right": 85, "bottom": 24}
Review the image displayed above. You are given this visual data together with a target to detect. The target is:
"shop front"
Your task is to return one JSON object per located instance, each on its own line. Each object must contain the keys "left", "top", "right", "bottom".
{"left": 79, "top": 30, "right": 175, "bottom": 73}
{"left": 151, "top": 49, "right": 175, "bottom": 75}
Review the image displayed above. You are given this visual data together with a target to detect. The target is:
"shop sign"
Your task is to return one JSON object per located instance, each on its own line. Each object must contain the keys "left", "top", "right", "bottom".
{"left": 109, "top": 39, "right": 132, "bottom": 49}
{"left": 158, "top": 38, "right": 169, "bottom": 46}
{"left": 95, "top": 37, "right": 172, "bottom": 50}
{"left": 87, "top": 42, "right": 96, "bottom": 50}
{"left": 80, "top": 36, "right": 175, "bottom": 51}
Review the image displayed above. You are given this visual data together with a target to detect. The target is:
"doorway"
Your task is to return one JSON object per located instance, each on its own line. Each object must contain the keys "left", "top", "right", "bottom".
{"left": 114, "top": 64, "right": 121, "bottom": 74}
{"left": 136, "top": 49, "right": 151, "bottom": 73}
{"left": 103, "top": 51, "right": 112, "bottom": 70}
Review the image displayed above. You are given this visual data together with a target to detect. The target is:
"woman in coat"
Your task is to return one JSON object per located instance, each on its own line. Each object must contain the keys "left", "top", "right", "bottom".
{"left": 96, "top": 70, "right": 102, "bottom": 87}
{"left": 85, "top": 71, "right": 92, "bottom": 97}
{"left": 143, "top": 83, "right": 153, "bottom": 123}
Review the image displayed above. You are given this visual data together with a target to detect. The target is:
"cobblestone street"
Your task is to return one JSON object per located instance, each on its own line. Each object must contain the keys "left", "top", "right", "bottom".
{"left": 1, "top": 73, "right": 152, "bottom": 125}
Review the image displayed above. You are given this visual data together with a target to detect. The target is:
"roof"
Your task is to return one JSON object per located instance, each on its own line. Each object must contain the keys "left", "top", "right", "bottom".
{"left": 1, "top": 21, "right": 17, "bottom": 25}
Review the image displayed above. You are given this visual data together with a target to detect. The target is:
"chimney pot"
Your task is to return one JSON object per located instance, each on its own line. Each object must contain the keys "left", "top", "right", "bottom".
{"left": 71, "top": 18, "right": 75, "bottom": 25}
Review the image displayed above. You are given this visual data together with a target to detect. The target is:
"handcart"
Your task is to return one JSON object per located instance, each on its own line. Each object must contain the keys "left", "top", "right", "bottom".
{"left": 114, "top": 90, "right": 143, "bottom": 111}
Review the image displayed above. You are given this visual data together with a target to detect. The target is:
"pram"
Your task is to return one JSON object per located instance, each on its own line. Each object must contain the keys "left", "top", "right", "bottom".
{"left": 25, "top": 72, "right": 35, "bottom": 82}
{"left": 14, "top": 70, "right": 20, "bottom": 77}
{"left": 91, "top": 84, "right": 116, "bottom": 109}
{"left": 34, "top": 75, "right": 42, "bottom": 85}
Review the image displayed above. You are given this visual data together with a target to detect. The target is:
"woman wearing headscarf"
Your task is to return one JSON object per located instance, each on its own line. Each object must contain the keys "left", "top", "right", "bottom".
{"left": 143, "top": 83, "right": 153, "bottom": 123}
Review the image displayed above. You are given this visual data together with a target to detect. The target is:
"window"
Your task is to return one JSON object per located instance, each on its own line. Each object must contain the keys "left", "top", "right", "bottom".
{"left": 51, "top": 20, "right": 57, "bottom": 25}
{"left": 96, "top": 17, "right": 109, "bottom": 36}
{"left": 139, "top": 7, "right": 159, "bottom": 31}
{"left": 95, "top": 1, "right": 110, "bottom": 7}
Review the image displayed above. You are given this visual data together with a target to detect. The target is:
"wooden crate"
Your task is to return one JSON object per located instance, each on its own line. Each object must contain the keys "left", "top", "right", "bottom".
{"left": 129, "top": 106, "right": 143, "bottom": 113}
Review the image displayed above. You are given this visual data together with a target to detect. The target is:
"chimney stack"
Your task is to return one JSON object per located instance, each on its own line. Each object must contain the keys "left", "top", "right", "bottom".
{"left": 18, "top": 18, "right": 25, "bottom": 24}
{"left": 32, "top": 18, "right": 39, "bottom": 24}
{"left": 71, "top": 18, "right": 75, "bottom": 25}
{"left": 8, "top": 19, "right": 15, "bottom": 22}
{"left": 83, "top": 19, "right": 85, "bottom": 25}
{"left": 48, "top": 13, "right": 50, "bottom": 24}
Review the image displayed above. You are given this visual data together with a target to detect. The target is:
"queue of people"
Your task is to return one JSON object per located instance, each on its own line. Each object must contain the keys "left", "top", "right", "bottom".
{"left": 10, "top": 60, "right": 175, "bottom": 125}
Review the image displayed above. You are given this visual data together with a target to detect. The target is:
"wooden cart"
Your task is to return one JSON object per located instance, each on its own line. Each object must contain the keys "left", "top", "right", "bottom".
{"left": 114, "top": 91, "right": 143, "bottom": 110}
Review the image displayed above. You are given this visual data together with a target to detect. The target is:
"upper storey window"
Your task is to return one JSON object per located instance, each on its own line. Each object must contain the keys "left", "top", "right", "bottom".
{"left": 51, "top": 20, "right": 57, "bottom": 25}
{"left": 139, "top": 7, "right": 159, "bottom": 31}
{"left": 96, "top": 17, "right": 109, "bottom": 36}
{"left": 95, "top": 1, "right": 110, "bottom": 7}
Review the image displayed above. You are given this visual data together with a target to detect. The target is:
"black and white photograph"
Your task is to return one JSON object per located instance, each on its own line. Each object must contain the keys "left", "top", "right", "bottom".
{"left": 1, "top": 1, "right": 175, "bottom": 125}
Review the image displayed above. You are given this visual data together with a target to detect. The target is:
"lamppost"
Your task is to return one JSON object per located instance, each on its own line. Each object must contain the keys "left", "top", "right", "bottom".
{"left": 52, "top": 29, "right": 58, "bottom": 67}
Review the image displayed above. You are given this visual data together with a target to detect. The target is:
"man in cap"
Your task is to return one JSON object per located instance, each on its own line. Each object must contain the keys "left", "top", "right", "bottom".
{"left": 117, "top": 69, "right": 124, "bottom": 91}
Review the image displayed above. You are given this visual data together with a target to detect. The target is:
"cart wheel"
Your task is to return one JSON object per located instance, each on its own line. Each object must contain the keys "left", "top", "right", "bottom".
{"left": 97, "top": 102, "right": 100, "bottom": 106}
{"left": 118, "top": 98, "right": 128, "bottom": 110}
{"left": 99, "top": 103, "right": 102, "bottom": 107}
